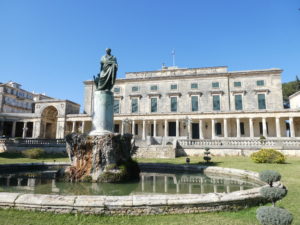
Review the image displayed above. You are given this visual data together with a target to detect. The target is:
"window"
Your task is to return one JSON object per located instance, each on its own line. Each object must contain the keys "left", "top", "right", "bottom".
{"left": 170, "top": 97, "right": 177, "bottom": 112}
{"left": 113, "top": 99, "right": 120, "bottom": 114}
{"left": 191, "top": 83, "right": 198, "bottom": 89}
{"left": 234, "top": 95, "right": 243, "bottom": 110}
{"left": 132, "top": 86, "right": 139, "bottom": 92}
{"left": 240, "top": 122, "right": 245, "bottom": 135}
{"left": 213, "top": 95, "right": 220, "bottom": 111}
{"left": 212, "top": 82, "right": 219, "bottom": 88}
{"left": 151, "top": 98, "right": 157, "bottom": 113}
{"left": 258, "top": 94, "right": 266, "bottom": 109}
{"left": 114, "top": 87, "right": 120, "bottom": 93}
{"left": 150, "top": 85, "right": 158, "bottom": 91}
{"left": 191, "top": 96, "right": 199, "bottom": 112}
{"left": 257, "top": 80, "right": 265, "bottom": 86}
{"left": 215, "top": 123, "right": 222, "bottom": 135}
{"left": 170, "top": 84, "right": 177, "bottom": 90}
{"left": 234, "top": 81, "right": 241, "bottom": 87}
{"left": 131, "top": 98, "right": 138, "bottom": 113}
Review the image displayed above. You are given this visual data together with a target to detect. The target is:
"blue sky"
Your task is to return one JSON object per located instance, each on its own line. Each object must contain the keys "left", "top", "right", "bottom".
{"left": 0, "top": 0, "right": 299, "bottom": 109}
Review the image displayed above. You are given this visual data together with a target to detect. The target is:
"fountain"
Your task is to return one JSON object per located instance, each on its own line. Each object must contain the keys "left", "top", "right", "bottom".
{"left": 65, "top": 48, "right": 139, "bottom": 183}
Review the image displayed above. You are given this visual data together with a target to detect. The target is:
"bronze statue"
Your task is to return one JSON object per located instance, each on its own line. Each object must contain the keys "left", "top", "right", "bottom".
{"left": 94, "top": 48, "right": 118, "bottom": 91}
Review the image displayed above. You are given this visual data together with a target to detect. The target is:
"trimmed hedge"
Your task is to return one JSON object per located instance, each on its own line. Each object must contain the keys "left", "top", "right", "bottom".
{"left": 256, "top": 206, "right": 293, "bottom": 225}
{"left": 260, "top": 186, "right": 287, "bottom": 206}
{"left": 259, "top": 170, "right": 281, "bottom": 187}
{"left": 251, "top": 149, "right": 285, "bottom": 164}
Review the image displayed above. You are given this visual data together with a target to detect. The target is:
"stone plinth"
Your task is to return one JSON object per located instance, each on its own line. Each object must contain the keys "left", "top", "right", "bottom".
{"left": 89, "top": 90, "right": 114, "bottom": 136}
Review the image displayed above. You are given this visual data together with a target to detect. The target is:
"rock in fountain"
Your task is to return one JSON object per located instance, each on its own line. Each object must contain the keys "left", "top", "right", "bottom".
{"left": 65, "top": 49, "right": 139, "bottom": 182}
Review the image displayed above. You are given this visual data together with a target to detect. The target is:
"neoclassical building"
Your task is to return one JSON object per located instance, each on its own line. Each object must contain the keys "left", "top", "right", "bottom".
{"left": 1, "top": 66, "right": 300, "bottom": 141}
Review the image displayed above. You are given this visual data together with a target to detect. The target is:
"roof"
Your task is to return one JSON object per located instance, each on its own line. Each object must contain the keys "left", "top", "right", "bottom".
{"left": 289, "top": 90, "right": 300, "bottom": 99}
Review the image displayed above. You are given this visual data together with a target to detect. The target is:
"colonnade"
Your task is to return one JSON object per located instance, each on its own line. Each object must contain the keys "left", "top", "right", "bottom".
{"left": 115, "top": 116, "right": 298, "bottom": 140}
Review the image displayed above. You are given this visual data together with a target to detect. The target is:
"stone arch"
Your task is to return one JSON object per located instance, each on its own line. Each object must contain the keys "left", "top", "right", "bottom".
{"left": 41, "top": 106, "right": 58, "bottom": 139}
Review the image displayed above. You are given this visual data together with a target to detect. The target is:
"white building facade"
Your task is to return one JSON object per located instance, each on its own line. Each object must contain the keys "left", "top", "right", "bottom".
{"left": 1, "top": 66, "right": 300, "bottom": 143}
{"left": 80, "top": 66, "right": 300, "bottom": 140}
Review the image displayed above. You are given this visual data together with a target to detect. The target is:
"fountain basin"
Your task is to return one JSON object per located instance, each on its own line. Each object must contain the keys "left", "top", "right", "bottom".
{"left": 0, "top": 162, "right": 273, "bottom": 215}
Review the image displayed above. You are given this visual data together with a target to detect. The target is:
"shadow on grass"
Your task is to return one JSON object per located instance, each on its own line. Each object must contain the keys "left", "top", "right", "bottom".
{"left": 0, "top": 151, "right": 67, "bottom": 159}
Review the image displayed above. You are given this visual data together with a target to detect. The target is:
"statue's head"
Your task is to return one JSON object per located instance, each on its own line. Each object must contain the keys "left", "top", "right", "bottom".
{"left": 106, "top": 48, "right": 111, "bottom": 55}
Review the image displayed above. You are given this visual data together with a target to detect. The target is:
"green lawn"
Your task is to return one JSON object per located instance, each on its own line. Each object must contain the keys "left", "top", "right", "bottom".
{"left": 0, "top": 156, "right": 299, "bottom": 225}
{"left": 0, "top": 152, "right": 68, "bottom": 164}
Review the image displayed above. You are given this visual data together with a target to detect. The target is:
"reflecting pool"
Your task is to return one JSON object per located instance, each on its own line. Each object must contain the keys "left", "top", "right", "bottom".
{"left": 0, "top": 169, "right": 263, "bottom": 196}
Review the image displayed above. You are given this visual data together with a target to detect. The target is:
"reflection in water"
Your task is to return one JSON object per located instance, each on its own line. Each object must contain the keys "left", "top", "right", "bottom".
{"left": 0, "top": 170, "right": 262, "bottom": 196}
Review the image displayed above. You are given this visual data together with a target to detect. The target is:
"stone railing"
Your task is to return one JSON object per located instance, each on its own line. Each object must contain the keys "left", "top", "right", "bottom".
{"left": 0, "top": 138, "right": 66, "bottom": 146}
{"left": 177, "top": 138, "right": 300, "bottom": 150}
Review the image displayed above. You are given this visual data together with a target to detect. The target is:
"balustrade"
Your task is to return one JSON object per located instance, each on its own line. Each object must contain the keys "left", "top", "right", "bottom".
{"left": 178, "top": 138, "right": 300, "bottom": 150}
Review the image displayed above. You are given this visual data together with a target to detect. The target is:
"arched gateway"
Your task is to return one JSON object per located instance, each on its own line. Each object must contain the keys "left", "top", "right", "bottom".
{"left": 40, "top": 106, "right": 58, "bottom": 139}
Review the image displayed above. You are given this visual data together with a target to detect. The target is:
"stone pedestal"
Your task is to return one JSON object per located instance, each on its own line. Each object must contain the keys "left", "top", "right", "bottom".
{"left": 65, "top": 133, "right": 139, "bottom": 182}
{"left": 90, "top": 90, "right": 114, "bottom": 136}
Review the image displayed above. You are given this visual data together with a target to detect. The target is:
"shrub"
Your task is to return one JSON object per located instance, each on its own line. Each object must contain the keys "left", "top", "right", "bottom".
{"left": 251, "top": 149, "right": 285, "bottom": 164}
{"left": 203, "top": 147, "right": 211, "bottom": 163}
{"left": 256, "top": 206, "right": 293, "bottom": 225}
{"left": 22, "top": 148, "right": 45, "bottom": 159}
{"left": 259, "top": 170, "right": 281, "bottom": 187}
{"left": 260, "top": 186, "right": 287, "bottom": 206}
{"left": 82, "top": 175, "right": 92, "bottom": 183}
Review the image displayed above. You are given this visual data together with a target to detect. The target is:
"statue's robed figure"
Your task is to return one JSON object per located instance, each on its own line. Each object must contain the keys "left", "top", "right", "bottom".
{"left": 94, "top": 48, "right": 118, "bottom": 91}
{"left": 90, "top": 48, "right": 117, "bottom": 136}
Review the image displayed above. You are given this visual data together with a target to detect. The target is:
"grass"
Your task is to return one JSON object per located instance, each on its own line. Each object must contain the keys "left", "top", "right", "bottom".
{"left": 0, "top": 155, "right": 299, "bottom": 225}
{"left": 0, "top": 151, "right": 68, "bottom": 164}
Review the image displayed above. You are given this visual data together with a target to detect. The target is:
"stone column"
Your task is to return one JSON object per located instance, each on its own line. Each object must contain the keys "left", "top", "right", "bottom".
{"left": 81, "top": 121, "right": 85, "bottom": 134}
{"left": 0, "top": 121, "right": 4, "bottom": 136}
{"left": 289, "top": 117, "right": 295, "bottom": 138}
{"left": 153, "top": 120, "right": 157, "bottom": 137}
{"left": 22, "top": 122, "right": 27, "bottom": 138}
{"left": 121, "top": 121, "right": 124, "bottom": 135}
{"left": 236, "top": 118, "right": 240, "bottom": 138}
{"left": 11, "top": 121, "right": 16, "bottom": 138}
{"left": 72, "top": 121, "right": 76, "bottom": 133}
{"left": 223, "top": 118, "right": 228, "bottom": 138}
{"left": 249, "top": 118, "right": 254, "bottom": 138}
{"left": 276, "top": 117, "right": 281, "bottom": 138}
{"left": 211, "top": 119, "right": 215, "bottom": 139}
{"left": 56, "top": 118, "right": 66, "bottom": 139}
{"left": 164, "top": 119, "right": 168, "bottom": 137}
{"left": 262, "top": 118, "right": 267, "bottom": 137}
{"left": 187, "top": 119, "right": 191, "bottom": 139}
{"left": 132, "top": 120, "right": 135, "bottom": 135}
{"left": 176, "top": 119, "right": 179, "bottom": 138}
{"left": 142, "top": 120, "right": 146, "bottom": 140}
{"left": 199, "top": 119, "right": 203, "bottom": 139}
{"left": 33, "top": 119, "right": 42, "bottom": 138}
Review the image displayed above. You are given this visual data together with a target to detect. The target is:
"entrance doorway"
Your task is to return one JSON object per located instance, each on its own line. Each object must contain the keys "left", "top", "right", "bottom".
{"left": 192, "top": 123, "right": 199, "bottom": 139}
{"left": 168, "top": 122, "right": 176, "bottom": 136}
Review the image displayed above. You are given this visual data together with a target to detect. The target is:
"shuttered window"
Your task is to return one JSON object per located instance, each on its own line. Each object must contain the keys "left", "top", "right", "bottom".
{"left": 191, "top": 96, "right": 199, "bottom": 112}
{"left": 235, "top": 95, "right": 243, "bottom": 110}
{"left": 151, "top": 98, "right": 157, "bottom": 113}
{"left": 131, "top": 98, "right": 138, "bottom": 113}
{"left": 258, "top": 94, "right": 266, "bottom": 109}
{"left": 171, "top": 97, "right": 177, "bottom": 112}
{"left": 213, "top": 95, "right": 220, "bottom": 111}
